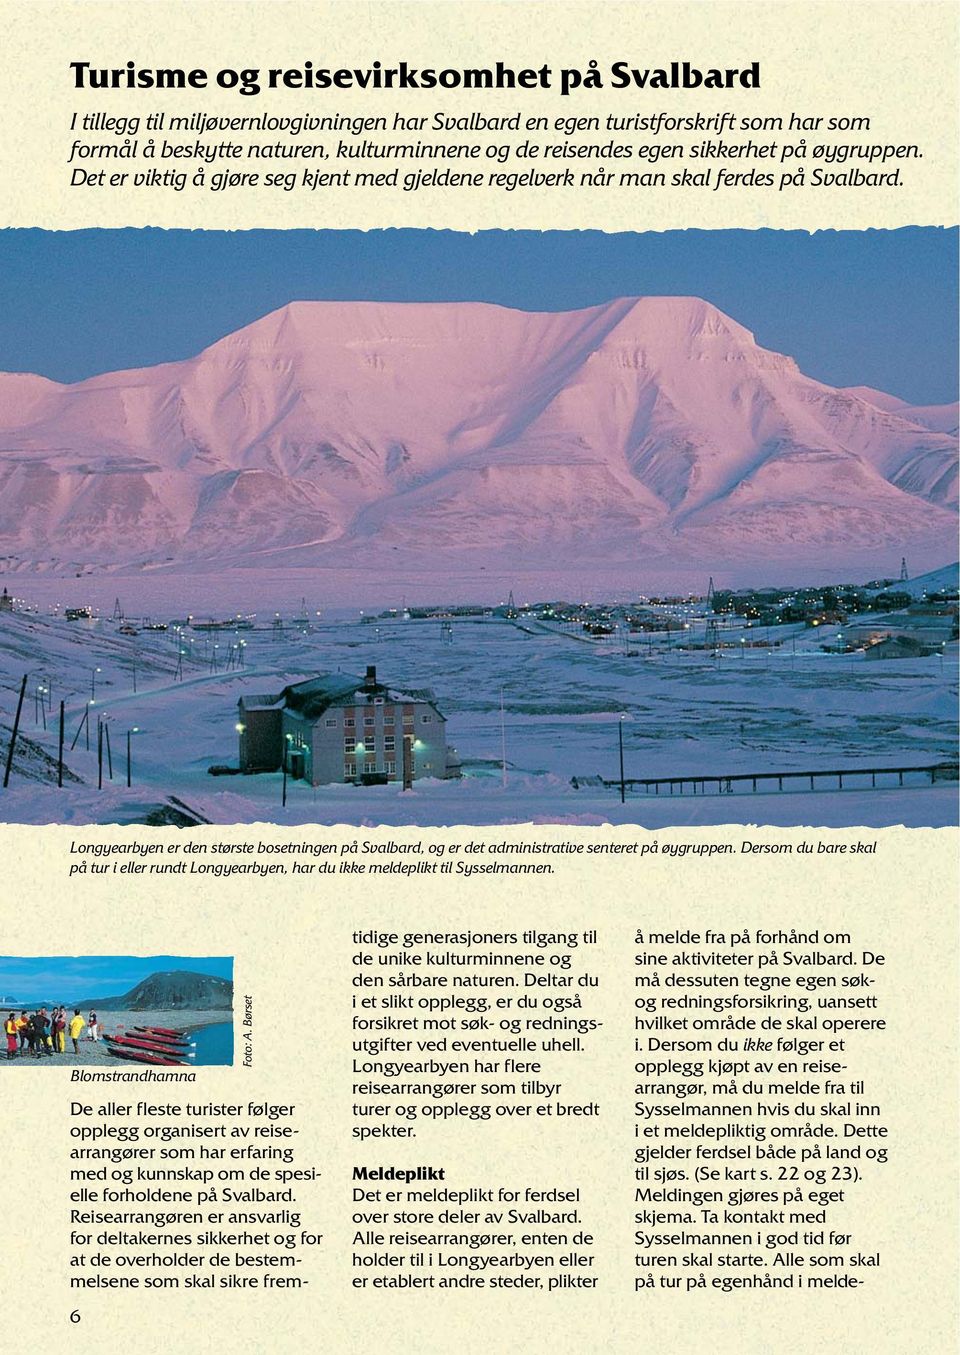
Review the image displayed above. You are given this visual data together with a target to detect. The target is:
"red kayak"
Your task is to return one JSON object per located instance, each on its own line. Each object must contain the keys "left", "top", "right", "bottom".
{"left": 108, "top": 1046, "right": 185, "bottom": 1066}
{"left": 139, "top": 1025, "right": 188, "bottom": 1037}
{"left": 106, "top": 1034, "right": 194, "bottom": 1057}
{"left": 133, "top": 1027, "right": 192, "bottom": 1045}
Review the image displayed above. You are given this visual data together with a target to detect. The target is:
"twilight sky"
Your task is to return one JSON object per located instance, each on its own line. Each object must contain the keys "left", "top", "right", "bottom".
{"left": 0, "top": 226, "right": 956, "bottom": 403}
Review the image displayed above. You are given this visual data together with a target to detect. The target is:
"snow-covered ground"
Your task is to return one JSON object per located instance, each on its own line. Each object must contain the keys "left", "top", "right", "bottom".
{"left": 0, "top": 597, "right": 955, "bottom": 828}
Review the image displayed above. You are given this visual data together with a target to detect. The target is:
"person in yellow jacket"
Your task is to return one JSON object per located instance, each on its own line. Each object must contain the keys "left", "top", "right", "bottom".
{"left": 5, "top": 1012, "right": 17, "bottom": 1059}
{"left": 69, "top": 1010, "right": 85, "bottom": 1054}
{"left": 53, "top": 1007, "right": 66, "bottom": 1054}
{"left": 16, "top": 1012, "right": 29, "bottom": 1054}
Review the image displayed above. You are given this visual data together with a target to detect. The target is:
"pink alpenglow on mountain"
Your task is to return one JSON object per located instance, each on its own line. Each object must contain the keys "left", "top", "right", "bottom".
{"left": 0, "top": 298, "right": 955, "bottom": 578}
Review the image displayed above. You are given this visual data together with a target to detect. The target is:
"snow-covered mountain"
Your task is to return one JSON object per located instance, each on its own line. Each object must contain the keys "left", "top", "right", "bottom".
{"left": 0, "top": 297, "right": 955, "bottom": 577}
{"left": 842, "top": 386, "right": 959, "bottom": 436}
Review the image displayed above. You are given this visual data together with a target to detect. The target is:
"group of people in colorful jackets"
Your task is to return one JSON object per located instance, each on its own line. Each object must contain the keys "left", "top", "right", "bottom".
{"left": 5, "top": 1007, "right": 96, "bottom": 1058}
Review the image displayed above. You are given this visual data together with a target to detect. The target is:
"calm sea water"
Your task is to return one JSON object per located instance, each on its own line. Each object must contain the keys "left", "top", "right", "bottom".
{"left": 191, "top": 1022, "right": 233, "bottom": 1066}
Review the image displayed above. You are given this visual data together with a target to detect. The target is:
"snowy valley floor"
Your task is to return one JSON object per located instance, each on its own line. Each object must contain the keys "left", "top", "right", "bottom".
{"left": 0, "top": 601, "right": 956, "bottom": 829}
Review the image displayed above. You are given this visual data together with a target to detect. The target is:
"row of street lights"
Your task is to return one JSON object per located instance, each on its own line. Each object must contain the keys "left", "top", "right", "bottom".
{"left": 1, "top": 675, "right": 139, "bottom": 792}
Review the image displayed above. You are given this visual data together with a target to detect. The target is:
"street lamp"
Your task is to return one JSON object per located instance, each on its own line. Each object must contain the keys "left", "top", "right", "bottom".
{"left": 34, "top": 681, "right": 47, "bottom": 729}
{"left": 282, "top": 733, "right": 293, "bottom": 806}
{"left": 399, "top": 735, "right": 424, "bottom": 791}
{"left": 91, "top": 666, "right": 101, "bottom": 699}
{"left": 126, "top": 726, "right": 139, "bottom": 788}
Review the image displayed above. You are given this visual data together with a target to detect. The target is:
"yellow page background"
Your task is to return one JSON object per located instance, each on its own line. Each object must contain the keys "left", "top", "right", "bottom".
{"left": 0, "top": 3, "right": 957, "bottom": 1352}
{"left": 2, "top": 0, "right": 957, "bottom": 229}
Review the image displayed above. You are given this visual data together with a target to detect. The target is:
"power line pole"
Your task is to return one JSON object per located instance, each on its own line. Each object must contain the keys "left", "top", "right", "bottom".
{"left": 500, "top": 687, "right": 507, "bottom": 788}
{"left": 2, "top": 674, "right": 27, "bottom": 789}
{"left": 618, "top": 716, "right": 626, "bottom": 804}
{"left": 70, "top": 706, "right": 89, "bottom": 752}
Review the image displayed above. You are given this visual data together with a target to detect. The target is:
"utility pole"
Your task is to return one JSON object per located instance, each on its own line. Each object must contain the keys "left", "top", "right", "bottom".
{"left": 71, "top": 706, "right": 87, "bottom": 752}
{"left": 105, "top": 723, "right": 113, "bottom": 780}
{"left": 126, "top": 729, "right": 132, "bottom": 787}
{"left": 2, "top": 674, "right": 27, "bottom": 789}
{"left": 97, "top": 718, "right": 103, "bottom": 790}
{"left": 618, "top": 715, "right": 626, "bottom": 804}
{"left": 500, "top": 687, "right": 507, "bottom": 788}
{"left": 58, "top": 701, "right": 65, "bottom": 788}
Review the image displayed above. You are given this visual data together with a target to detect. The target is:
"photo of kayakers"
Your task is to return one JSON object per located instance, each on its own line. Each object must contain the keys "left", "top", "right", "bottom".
{"left": 1, "top": 955, "right": 233, "bottom": 1067}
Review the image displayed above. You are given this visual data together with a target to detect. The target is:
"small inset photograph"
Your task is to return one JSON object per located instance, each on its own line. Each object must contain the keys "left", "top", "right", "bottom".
{"left": 1, "top": 955, "right": 233, "bottom": 1067}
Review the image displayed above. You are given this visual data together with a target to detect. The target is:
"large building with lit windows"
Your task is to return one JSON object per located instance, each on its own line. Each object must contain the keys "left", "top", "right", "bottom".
{"left": 236, "top": 666, "right": 457, "bottom": 786}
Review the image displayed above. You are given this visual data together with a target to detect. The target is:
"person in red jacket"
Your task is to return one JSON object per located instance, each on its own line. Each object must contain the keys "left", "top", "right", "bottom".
{"left": 53, "top": 1007, "right": 66, "bottom": 1054}
{"left": 5, "top": 1012, "right": 17, "bottom": 1059}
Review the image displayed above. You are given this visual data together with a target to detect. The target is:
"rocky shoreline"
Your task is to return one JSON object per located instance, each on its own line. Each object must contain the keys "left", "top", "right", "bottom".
{"left": 2, "top": 1008, "right": 231, "bottom": 1067}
